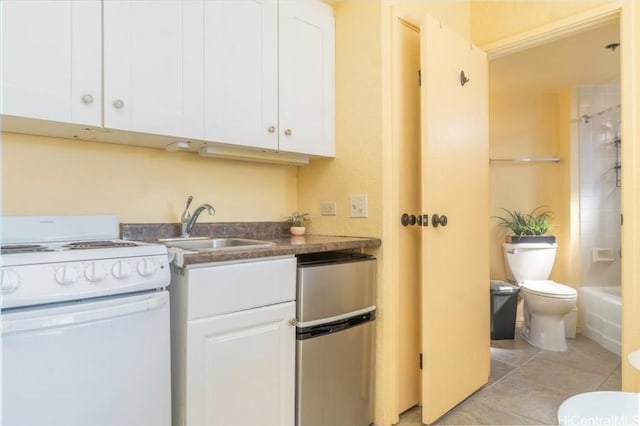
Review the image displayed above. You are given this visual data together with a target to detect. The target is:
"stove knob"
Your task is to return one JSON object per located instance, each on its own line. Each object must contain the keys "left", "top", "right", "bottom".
{"left": 55, "top": 265, "right": 79, "bottom": 286}
{"left": 112, "top": 261, "right": 132, "bottom": 280}
{"left": 137, "top": 258, "right": 156, "bottom": 277}
{"left": 85, "top": 263, "right": 107, "bottom": 283}
{"left": 1, "top": 269, "right": 20, "bottom": 294}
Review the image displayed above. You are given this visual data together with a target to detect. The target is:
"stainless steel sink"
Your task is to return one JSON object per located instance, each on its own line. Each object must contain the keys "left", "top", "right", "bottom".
{"left": 159, "top": 237, "right": 276, "bottom": 251}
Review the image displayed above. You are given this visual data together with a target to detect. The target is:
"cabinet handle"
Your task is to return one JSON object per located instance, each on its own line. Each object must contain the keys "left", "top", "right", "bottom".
{"left": 288, "top": 318, "right": 297, "bottom": 326}
{"left": 113, "top": 99, "right": 125, "bottom": 109}
{"left": 284, "top": 129, "right": 292, "bottom": 136}
{"left": 82, "top": 94, "right": 94, "bottom": 104}
{"left": 268, "top": 126, "right": 276, "bottom": 133}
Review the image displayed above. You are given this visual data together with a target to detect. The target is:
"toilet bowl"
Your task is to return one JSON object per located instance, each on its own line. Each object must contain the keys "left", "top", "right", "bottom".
{"left": 520, "top": 280, "right": 577, "bottom": 351}
{"left": 558, "top": 391, "right": 639, "bottom": 425}
{"left": 502, "top": 242, "right": 578, "bottom": 351}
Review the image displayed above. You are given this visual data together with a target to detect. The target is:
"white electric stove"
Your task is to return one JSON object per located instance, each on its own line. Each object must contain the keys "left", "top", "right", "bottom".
{"left": 1, "top": 215, "right": 172, "bottom": 426}
{"left": 1, "top": 215, "right": 170, "bottom": 309}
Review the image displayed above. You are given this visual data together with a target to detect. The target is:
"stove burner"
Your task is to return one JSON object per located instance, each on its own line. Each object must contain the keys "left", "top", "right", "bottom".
{"left": 1, "top": 244, "right": 54, "bottom": 254}
{"left": 64, "top": 241, "right": 139, "bottom": 250}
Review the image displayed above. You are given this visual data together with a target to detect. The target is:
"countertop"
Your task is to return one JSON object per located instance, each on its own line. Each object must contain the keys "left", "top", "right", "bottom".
{"left": 171, "top": 234, "right": 381, "bottom": 266}
{"left": 120, "top": 222, "right": 381, "bottom": 267}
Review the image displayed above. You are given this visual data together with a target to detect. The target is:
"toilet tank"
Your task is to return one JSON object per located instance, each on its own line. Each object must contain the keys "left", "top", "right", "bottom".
{"left": 502, "top": 242, "right": 557, "bottom": 283}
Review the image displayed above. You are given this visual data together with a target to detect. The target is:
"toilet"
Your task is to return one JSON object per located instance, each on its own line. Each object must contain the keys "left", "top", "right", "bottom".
{"left": 558, "top": 392, "right": 639, "bottom": 425}
{"left": 503, "top": 242, "right": 577, "bottom": 351}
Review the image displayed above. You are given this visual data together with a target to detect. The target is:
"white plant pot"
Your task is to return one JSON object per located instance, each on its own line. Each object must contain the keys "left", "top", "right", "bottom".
{"left": 290, "top": 226, "right": 306, "bottom": 236}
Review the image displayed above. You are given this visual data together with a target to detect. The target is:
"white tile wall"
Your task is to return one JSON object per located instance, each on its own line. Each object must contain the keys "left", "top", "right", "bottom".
{"left": 578, "top": 86, "right": 621, "bottom": 287}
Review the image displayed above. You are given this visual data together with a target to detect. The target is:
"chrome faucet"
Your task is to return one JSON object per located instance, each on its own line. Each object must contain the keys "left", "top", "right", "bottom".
{"left": 181, "top": 196, "right": 216, "bottom": 238}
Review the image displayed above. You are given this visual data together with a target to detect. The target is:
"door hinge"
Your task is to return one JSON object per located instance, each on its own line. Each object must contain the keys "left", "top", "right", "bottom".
{"left": 418, "top": 69, "right": 422, "bottom": 86}
{"left": 419, "top": 352, "right": 423, "bottom": 370}
{"left": 621, "top": 213, "right": 624, "bottom": 226}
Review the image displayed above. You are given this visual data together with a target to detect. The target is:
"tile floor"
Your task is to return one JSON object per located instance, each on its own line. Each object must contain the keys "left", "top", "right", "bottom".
{"left": 398, "top": 330, "right": 621, "bottom": 425}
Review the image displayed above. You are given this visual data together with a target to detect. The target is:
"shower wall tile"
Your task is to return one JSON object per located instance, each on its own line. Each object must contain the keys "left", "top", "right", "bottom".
{"left": 579, "top": 86, "right": 621, "bottom": 287}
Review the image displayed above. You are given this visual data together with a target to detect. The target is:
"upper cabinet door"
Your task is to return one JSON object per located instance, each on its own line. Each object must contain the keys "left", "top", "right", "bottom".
{"left": 278, "top": 1, "right": 335, "bottom": 157}
{"left": 203, "top": 0, "right": 279, "bottom": 151}
{"left": 0, "top": 0, "right": 102, "bottom": 126}
{"left": 103, "top": 0, "right": 204, "bottom": 140}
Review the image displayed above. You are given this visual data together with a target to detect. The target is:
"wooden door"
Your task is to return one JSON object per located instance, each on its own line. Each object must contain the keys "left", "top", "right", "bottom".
{"left": 103, "top": 0, "right": 203, "bottom": 139}
{"left": 0, "top": 0, "right": 101, "bottom": 126}
{"left": 397, "top": 19, "right": 422, "bottom": 413}
{"left": 420, "top": 16, "right": 490, "bottom": 424}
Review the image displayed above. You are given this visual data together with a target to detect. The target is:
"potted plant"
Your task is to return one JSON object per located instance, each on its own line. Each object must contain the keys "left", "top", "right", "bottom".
{"left": 286, "top": 212, "right": 310, "bottom": 236}
{"left": 493, "top": 207, "right": 555, "bottom": 244}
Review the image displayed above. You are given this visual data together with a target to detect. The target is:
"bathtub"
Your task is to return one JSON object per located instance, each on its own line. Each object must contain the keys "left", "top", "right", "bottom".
{"left": 579, "top": 286, "right": 621, "bottom": 355}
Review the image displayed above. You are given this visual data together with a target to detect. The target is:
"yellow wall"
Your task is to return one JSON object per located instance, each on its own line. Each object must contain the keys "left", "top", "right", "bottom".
{"left": 297, "top": 1, "right": 383, "bottom": 239}
{"left": 297, "top": 1, "right": 470, "bottom": 239}
{"left": 488, "top": 87, "right": 570, "bottom": 286}
{"left": 1, "top": 132, "right": 298, "bottom": 222}
{"left": 471, "top": 0, "right": 614, "bottom": 48}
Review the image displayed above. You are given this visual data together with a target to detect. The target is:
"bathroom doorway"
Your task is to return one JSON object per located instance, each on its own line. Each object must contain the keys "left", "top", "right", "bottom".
{"left": 488, "top": 18, "right": 620, "bottom": 347}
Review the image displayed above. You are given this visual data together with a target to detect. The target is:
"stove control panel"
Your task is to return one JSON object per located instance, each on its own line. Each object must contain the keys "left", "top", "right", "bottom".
{"left": 0, "top": 254, "right": 170, "bottom": 309}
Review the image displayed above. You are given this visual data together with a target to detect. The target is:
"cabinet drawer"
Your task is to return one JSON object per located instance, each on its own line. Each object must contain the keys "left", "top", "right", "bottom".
{"left": 187, "top": 257, "right": 296, "bottom": 320}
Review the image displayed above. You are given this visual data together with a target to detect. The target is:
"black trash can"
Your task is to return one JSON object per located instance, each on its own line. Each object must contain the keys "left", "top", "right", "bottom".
{"left": 490, "top": 280, "right": 520, "bottom": 340}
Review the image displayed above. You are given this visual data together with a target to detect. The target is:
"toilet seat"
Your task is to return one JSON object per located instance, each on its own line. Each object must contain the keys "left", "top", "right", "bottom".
{"left": 522, "top": 280, "right": 577, "bottom": 299}
{"left": 558, "top": 391, "right": 639, "bottom": 425}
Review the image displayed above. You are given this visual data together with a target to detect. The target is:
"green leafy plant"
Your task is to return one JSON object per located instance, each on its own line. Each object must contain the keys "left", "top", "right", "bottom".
{"left": 493, "top": 207, "right": 552, "bottom": 236}
{"left": 286, "top": 212, "right": 310, "bottom": 227}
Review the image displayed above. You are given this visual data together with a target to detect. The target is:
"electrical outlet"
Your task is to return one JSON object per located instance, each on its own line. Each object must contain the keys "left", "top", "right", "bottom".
{"left": 321, "top": 202, "right": 337, "bottom": 216}
{"left": 350, "top": 194, "right": 368, "bottom": 218}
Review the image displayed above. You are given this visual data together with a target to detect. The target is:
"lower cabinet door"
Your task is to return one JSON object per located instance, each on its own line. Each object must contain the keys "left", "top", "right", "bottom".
{"left": 186, "top": 301, "right": 295, "bottom": 426}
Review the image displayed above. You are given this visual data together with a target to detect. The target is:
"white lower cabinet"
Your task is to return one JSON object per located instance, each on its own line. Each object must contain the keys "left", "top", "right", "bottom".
{"left": 187, "top": 302, "right": 295, "bottom": 425}
{"left": 170, "top": 256, "right": 296, "bottom": 426}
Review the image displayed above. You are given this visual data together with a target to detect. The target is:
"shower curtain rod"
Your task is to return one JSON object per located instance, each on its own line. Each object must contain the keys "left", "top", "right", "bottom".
{"left": 576, "top": 104, "right": 621, "bottom": 123}
{"left": 489, "top": 157, "right": 561, "bottom": 164}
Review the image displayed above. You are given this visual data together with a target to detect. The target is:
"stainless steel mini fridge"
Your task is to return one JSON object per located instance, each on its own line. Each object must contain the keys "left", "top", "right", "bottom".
{"left": 296, "top": 252, "right": 376, "bottom": 426}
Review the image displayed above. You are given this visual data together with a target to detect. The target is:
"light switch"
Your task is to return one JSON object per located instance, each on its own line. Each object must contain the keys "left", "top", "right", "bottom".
{"left": 350, "top": 194, "right": 368, "bottom": 218}
{"left": 321, "top": 202, "right": 337, "bottom": 216}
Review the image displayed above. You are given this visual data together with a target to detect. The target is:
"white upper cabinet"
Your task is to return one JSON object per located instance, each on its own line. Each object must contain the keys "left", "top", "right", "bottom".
{"left": 1, "top": 0, "right": 334, "bottom": 162}
{"left": 0, "top": 0, "right": 102, "bottom": 127}
{"left": 204, "top": 0, "right": 335, "bottom": 157}
{"left": 279, "top": 1, "right": 335, "bottom": 157}
{"left": 204, "top": 1, "right": 279, "bottom": 151}
{"left": 103, "top": 0, "right": 204, "bottom": 140}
